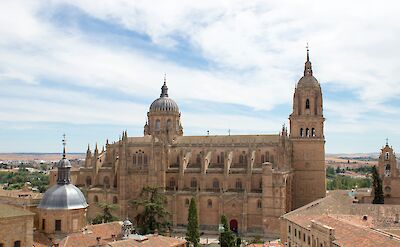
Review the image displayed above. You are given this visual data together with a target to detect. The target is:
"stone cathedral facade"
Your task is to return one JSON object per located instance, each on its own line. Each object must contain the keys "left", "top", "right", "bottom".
{"left": 66, "top": 50, "right": 326, "bottom": 236}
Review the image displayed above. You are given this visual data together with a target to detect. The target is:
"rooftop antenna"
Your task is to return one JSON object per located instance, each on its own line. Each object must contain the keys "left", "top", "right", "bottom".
{"left": 228, "top": 129, "right": 231, "bottom": 136}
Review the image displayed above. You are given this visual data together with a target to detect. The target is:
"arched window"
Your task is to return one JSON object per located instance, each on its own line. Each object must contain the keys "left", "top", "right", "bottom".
{"left": 385, "top": 152, "right": 390, "bottom": 160}
{"left": 306, "top": 128, "right": 310, "bottom": 137}
{"left": 196, "top": 154, "right": 201, "bottom": 164}
{"left": 306, "top": 99, "right": 310, "bottom": 109}
{"left": 169, "top": 178, "right": 176, "bottom": 189}
{"left": 133, "top": 154, "right": 136, "bottom": 164}
{"left": 312, "top": 128, "right": 316, "bottom": 137}
{"left": 385, "top": 164, "right": 391, "bottom": 176}
{"left": 261, "top": 154, "right": 265, "bottom": 163}
{"left": 94, "top": 195, "right": 98, "bottom": 203}
{"left": 190, "top": 178, "right": 197, "bottom": 188}
{"left": 14, "top": 241, "right": 21, "bottom": 247}
{"left": 143, "top": 154, "right": 148, "bottom": 165}
{"left": 207, "top": 199, "right": 213, "bottom": 208}
{"left": 220, "top": 152, "right": 225, "bottom": 164}
{"left": 300, "top": 128, "right": 304, "bottom": 137}
{"left": 104, "top": 176, "right": 110, "bottom": 188}
{"left": 235, "top": 179, "right": 242, "bottom": 190}
{"left": 86, "top": 176, "right": 92, "bottom": 186}
{"left": 185, "top": 199, "right": 190, "bottom": 207}
{"left": 213, "top": 178, "right": 219, "bottom": 189}
{"left": 265, "top": 152, "right": 270, "bottom": 162}
{"left": 167, "top": 119, "right": 172, "bottom": 129}
{"left": 155, "top": 119, "right": 161, "bottom": 130}
{"left": 257, "top": 199, "right": 262, "bottom": 209}
{"left": 217, "top": 155, "right": 220, "bottom": 164}
{"left": 113, "top": 196, "right": 118, "bottom": 204}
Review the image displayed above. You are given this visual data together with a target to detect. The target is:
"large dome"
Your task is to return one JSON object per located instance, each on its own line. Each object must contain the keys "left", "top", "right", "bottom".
{"left": 149, "top": 79, "right": 179, "bottom": 113}
{"left": 38, "top": 184, "right": 88, "bottom": 210}
{"left": 150, "top": 97, "right": 179, "bottom": 112}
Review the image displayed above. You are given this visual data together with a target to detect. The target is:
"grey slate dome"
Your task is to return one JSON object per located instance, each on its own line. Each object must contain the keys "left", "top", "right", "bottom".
{"left": 149, "top": 79, "right": 179, "bottom": 113}
{"left": 38, "top": 135, "right": 88, "bottom": 210}
{"left": 38, "top": 184, "right": 88, "bottom": 210}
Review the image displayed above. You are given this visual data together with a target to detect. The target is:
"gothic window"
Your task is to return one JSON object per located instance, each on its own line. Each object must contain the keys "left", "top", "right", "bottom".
{"left": 259, "top": 180, "right": 262, "bottom": 189}
{"left": 220, "top": 152, "right": 225, "bottom": 163}
{"left": 312, "top": 128, "right": 316, "bottom": 137}
{"left": 306, "top": 128, "right": 310, "bottom": 137}
{"left": 94, "top": 195, "right": 98, "bottom": 203}
{"left": 385, "top": 152, "right": 390, "bottom": 160}
{"left": 270, "top": 155, "right": 274, "bottom": 164}
{"left": 13, "top": 241, "right": 21, "bottom": 247}
{"left": 265, "top": 151, "right": 270, "bottom": 162}
{"left": 86, "top": 176, "right": 92, "bottom": 186}
{"left": 239, "top": 152, "right": 247, "bottom": 164}
{"left": 300, "top": 128, "right": 304, "bottom": 137}
{"left": 104, "top": 176, "right": 110, "bottom": 188}
{"left": 213, "top": 178, "right": 220, "bottom": 189}
{"left": 196, "top": 154, "right": 201, "bottom": 164}
{"left": 143, "top": 154, "right": 148, "bottom": 165}
{"left": 155, "top": 119, "right": 161, "bottom": 130}
{"left": 169, "top": 178, "right": 176, "bottom": 189}
{"left": 257, "top": 199, "right": 262, "bottom": 209}
{"left": 55, "top": 220, "right": 61, "bottom": 232}
{"left": 385, "top": 164, "right": 391, "bottom": 176}
{"left": 235, "top": 179, "right": 242, "bottom": 190}
{"left": 113, "top": 196, "right": 118, "bottom": 204}
{"left": 191, "top": 178, "right": 197, "bottom": 188}
{"left": 217, "top": 155, "right": 220, "bottom": 164}
{"left": 261, "top": 154, "right": 265, "bottom": 163}
{"left": 167, "top": 119, "right": 172, "bottom": 129}
{"left": 306, "top": 99, "right": 310, "bottom": 109}
{"left": 133, "top": 154, "right": 136, "bottom": 164}
{"left": 207, "top": 199, "right": 213, "bottom": 208}
{"left": 185, "top": 199, "right": 190, "bottom": 207}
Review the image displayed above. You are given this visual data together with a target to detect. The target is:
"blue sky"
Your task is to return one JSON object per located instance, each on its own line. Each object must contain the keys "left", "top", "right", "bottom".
{"left": 1, "top": 0, "right": 400, "bottom": 153}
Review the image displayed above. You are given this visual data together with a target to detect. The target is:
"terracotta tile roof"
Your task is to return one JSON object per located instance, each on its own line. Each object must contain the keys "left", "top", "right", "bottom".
{"left": 108, "top": 235, "right": 186, "bottom": 247}
{"left": 0, "top": 203, "right": 35, "bottom": 218}
{"left": 287, "top": 214, "right": 400, "bottom": 246}
{"left": 58, "top": 222, "right": 122, "bottom": 247}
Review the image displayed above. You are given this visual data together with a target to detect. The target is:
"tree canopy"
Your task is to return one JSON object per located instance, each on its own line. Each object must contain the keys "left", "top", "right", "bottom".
{"left": 130, "top": 186, "right": 171, "bottom": 235}
{"left": 372, "top": 166, "right": 384, "bottom": 204}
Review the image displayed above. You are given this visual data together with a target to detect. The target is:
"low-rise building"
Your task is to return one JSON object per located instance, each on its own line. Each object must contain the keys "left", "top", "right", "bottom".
{"left": 280, "top": 191, "right": 400, "bottom": 246}
{"left": 0, "top": 203, "right": 35, "bottom": 247}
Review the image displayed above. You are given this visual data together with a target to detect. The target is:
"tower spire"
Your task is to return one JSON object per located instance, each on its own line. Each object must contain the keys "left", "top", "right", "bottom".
{"left": 62, "top": 134, "right": 66, "bottom": 158}
{"left": 160, "top": 74, "right": 168, "bottom": 97}
{"left": 304, "top": 43, "right": 313, "bottom": 76}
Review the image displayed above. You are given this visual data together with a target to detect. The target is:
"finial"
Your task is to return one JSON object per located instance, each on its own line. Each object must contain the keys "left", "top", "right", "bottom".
{"left": 87, "top": 143, "right": 90, "bottom": 151}
{"left": 62, "top": 134, "right": 66, "bottom": 158}
{"left": 160, "top": 74, "right": 168, "bottom": 97}
{"left": 304, "top": 43, "right": 313, "bottom": 76}
{"left": 386, "top": 138, "right": 389, "bottom": 146}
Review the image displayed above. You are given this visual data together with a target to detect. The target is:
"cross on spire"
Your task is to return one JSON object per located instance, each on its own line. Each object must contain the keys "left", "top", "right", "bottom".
{"left": 386, "top": 138, "right": 389, "bottom": 146}
{"left": 306, "top": 42, "right": 310, "bottom": 62}
{"left": 304, "top": 43, "right": 313, "bottom": 76}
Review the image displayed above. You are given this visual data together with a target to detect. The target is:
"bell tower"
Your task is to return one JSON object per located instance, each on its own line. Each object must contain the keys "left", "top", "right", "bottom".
{"left": 289, "top": 47, "right": 326, "bottom": 209}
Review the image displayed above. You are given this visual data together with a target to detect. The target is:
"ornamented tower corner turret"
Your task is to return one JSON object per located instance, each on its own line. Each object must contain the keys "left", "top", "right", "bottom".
{"left": 289, "top": 47, "right": 326, "bottom": 209}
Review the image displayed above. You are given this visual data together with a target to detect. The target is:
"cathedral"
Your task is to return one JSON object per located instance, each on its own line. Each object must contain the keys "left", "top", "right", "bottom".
{"left": 63, "top": 49, "right": 326, "bottom": 237}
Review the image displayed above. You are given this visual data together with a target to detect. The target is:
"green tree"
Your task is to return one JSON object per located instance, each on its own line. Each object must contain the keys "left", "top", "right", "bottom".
{"left": 186, "top": 198, "right": 200, "bottom": 247}
{"left": 130, "top": 186, "right": 171, "bottom": 235}
{"left": 219, "top": 215, "right": 236, "bottom": 247}
{"left": 92, "top": 202, "right": 119, "bottom": 224}
{"left": 372, "top": 166, "right": 384, "bottom": 204}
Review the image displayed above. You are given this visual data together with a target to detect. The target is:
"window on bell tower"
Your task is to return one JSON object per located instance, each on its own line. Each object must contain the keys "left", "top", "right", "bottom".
{"left": 385, "top": 152, "right": 389, "bottom": 160}
{"left": 300, "top": 128, "right": 304, "bottom": 137}
{"left": 306, "top": 99, "right": 310, "bottom": 109}
{"left": 155, "top": 119, "right": 161, "bottom": 130}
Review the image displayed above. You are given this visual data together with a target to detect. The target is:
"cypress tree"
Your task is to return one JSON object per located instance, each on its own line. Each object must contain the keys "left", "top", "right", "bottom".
{"left": 186, "top": 198, "right": 200, "bottom": 247}
{"left": 372, "top": 165, "right": 384, "bottom": 204}
{"left": 219, "top": 215, "right": 236, "bottom": 247}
